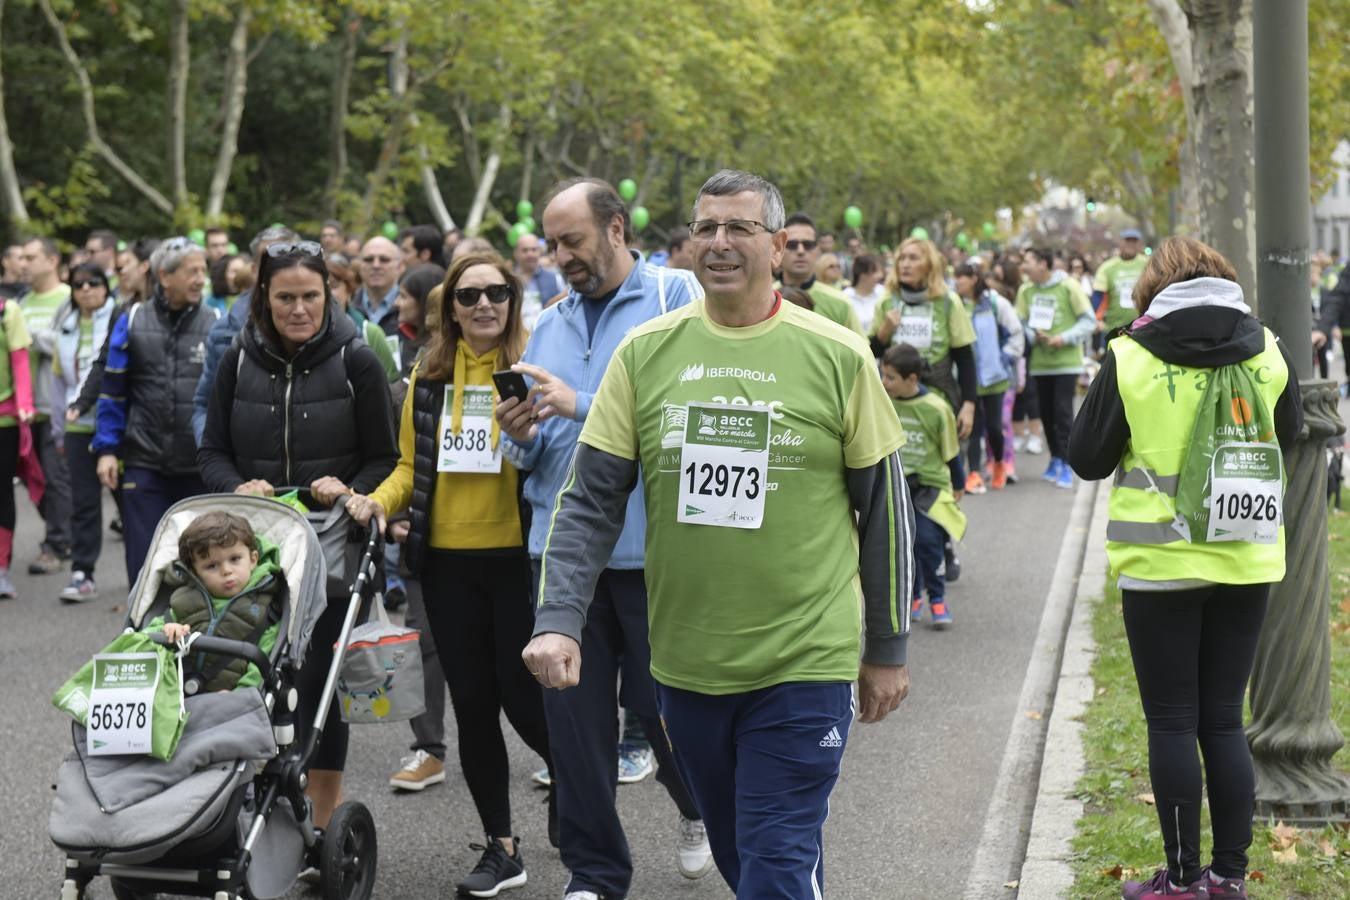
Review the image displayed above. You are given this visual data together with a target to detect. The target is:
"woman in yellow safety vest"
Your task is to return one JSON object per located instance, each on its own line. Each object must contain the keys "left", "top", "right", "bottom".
{"left": 1068, "top": 237, "right": 1302, "bottom": 900}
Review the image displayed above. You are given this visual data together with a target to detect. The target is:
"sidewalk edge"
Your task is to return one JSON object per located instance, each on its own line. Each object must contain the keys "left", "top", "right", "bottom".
{"left": 1015, "top": 477, "right": 1111, "bottom": 898}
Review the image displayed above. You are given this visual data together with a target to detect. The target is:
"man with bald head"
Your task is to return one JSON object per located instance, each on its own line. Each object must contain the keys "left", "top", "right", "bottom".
{"left": 356, "top": 236, "right": 403, "bottom": 335}
{"left": 512, "top": 232, "right": 565, "bottom": 331}
{"left": 496, "top": 178, "right": 710, "bottom": 898}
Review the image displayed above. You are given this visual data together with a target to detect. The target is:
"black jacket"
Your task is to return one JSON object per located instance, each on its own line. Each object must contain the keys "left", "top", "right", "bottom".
{"left": 198, "top": 304, "right": 398, "bottom": 494}
{"left": 1068, "top": 305, "right": 1303, "bottom": 480}
{"left": 1318, "top": 267, "right": 1349, "bottom": 332}
{"left": 120, "top": 294, "right": 218, "bottom": 475}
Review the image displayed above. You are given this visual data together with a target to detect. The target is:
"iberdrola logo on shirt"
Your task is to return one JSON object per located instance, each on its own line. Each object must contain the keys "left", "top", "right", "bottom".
{"left": 679, "top": 363, "right": 705, "bottom": 383}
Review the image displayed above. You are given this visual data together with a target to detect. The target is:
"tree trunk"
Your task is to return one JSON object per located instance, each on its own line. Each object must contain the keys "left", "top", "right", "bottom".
{"left": 205, "top": 4, "right": 250, "bottom": 220}
{"left": 356, "top": 29, "right": 411, "bottom": 237}
{"left": 464, "top": 104, "right": 511, "bottom": 236}
{"left": 518, "top": 136, "right": 535, "bottom": 207}
{"left": 322, "top": 13, "right": 359, "bottom": 221}
{"left": 0, "top": 0, "right": 29, "bottom": 226}
{"left": 37, "top": 0, "right": 173, "bottom": 217}
{"left": 1148, "top": 0, "right": 1201, "bottom": 232}
{"left": 416, "top": 130, "right": 455, "bottom": 232}
{"left": 167, "top": 0, "right": 190, "bottom": 214}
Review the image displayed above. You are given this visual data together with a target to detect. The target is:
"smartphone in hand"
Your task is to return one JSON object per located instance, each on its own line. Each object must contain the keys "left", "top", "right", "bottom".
{"left": 492, "top": 370, "right": 530, "bottom": 404}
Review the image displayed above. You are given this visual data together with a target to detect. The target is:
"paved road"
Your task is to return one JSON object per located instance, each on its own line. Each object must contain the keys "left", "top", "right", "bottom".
{"left": 1, "top": 459, "right": 1079, "bottom": 899}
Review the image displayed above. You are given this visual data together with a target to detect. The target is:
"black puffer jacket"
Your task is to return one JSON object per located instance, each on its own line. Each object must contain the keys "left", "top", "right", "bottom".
{"left": 197, "top": 303, "right": 398, "bottom": 494}
{"left": 121, "top": 293, "right": 218, "bottom": 474}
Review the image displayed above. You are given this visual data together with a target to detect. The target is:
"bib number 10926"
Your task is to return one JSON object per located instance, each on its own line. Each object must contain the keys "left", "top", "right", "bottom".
{"left": 682, "top": 462, "right": 761, "bottom": 500}
{"left": 677, "top": 402, "right": 770, "bottom": 530}
{"left": 1210, "top": 491, "right": 1278, "bottom": 524}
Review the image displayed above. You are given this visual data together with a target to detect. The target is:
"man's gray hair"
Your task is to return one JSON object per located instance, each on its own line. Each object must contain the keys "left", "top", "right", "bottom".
{"left": 150, "top": 235, "right": 204, "bottom": 276}
{"left": 249, "top": 225, "right": 299, "bottom": 261}
{"left": 691, "top": 169, "right": 785, "bottom": 232}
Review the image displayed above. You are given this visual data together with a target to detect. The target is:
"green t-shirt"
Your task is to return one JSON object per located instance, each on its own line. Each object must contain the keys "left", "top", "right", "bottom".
{"left": 1015, "top": 278, "right": 1092, "bottom": 374}
{"left": 0, "top": 299, "right": 32, "bottom": 426}
{"left": 578, "top": 298, "right": 905, "bottom": 694}
{"left": 63, "top": 317, "right": 97, "bottom": 434}
{"left": 870, "top": 291, "right": 976, "bottom": 365}
{"left": 20, "top": 285, "right": 70, "bottom": 422}
{"left": 806, "top": 282, "right": 863, "bottom": 335}
{"left": 892, "top": 391, "right": 959, "bottom": 492}
{"left": 1093, "top": 254, "right": 1148, "bottom": 332}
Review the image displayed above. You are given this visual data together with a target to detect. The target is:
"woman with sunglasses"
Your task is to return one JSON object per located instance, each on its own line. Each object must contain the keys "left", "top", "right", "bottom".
{"left": 198, "top": 240, "right": 398, "bottom": 835}
{"left": 51, "top": 263, "right": 117, "bottom": 602}
{"left": 347, "top": 252, "right": 553, "bottom": 898}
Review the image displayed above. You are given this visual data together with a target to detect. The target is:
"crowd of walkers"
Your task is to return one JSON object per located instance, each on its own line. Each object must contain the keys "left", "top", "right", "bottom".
{"left": 6, "top": 169, "right": 1344, "bottom": 898}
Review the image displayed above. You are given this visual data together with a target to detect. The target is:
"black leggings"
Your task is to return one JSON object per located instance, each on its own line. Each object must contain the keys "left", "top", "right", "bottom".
{"left": 1034, "top": 374, "right": 1077, "bottom": 459}
{"left": 966, "top": 393, "right": 1006, "bottom": 473}
{"left": 0, "top": 426, "right": 15, "bottom": 568}
{"left": 421, "top": 549, "right": 551, "bottom": 838}
{"left": 1122, "top": 584, "right": 1269, "bottom": 884}
{"left": 298, "top": 588, "right": 371, "bottom": 771}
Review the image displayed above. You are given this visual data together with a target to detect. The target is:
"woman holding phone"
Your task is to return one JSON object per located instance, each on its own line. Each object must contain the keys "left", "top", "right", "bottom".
{"left": 346, "top": 252, "right": 553, "bottom": 898}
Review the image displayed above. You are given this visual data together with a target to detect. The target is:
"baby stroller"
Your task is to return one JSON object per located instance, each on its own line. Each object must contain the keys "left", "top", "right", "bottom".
{"left": 49, "top": 493, "right": 382, "bottom": 900}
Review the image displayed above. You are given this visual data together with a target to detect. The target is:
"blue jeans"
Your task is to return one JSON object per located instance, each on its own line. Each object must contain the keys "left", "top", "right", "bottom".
{"left": 913, "top": 510, "right": 946, "bottom": 603}
{"left": 120, "top": 466, "right": 204, "bottom": 586}
{"left": 657, "top": 681, "right": 853, "bottom": 898}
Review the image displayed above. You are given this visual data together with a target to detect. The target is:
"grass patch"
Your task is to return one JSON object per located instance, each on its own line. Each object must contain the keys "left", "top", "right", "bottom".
{"left": 1068, "top": 507, "right": 1350, "bottom": 898}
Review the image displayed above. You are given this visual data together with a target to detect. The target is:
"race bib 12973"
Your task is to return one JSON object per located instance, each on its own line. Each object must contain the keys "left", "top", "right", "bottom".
{"left": 677, "top": 402, "right": 770, "bottom": 530}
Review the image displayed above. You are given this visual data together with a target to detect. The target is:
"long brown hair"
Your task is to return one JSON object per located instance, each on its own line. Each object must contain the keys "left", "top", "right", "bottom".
{"left": 1132, "top": 236, "right": 1238, "bottom": 314}
{"left": 419, "top": 252, "right": 527, "bottom": 381}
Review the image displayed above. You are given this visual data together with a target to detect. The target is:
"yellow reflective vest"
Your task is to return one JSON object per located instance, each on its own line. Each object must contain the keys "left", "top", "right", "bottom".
{"left": 1106, "top": 329, "right": 1288, "bottom": 584}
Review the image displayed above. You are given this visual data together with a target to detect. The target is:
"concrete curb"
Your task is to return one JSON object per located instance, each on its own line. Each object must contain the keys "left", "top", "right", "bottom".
{"left": 964, "top": 479, "right": 1100, "bottom": 899}
{"left": 1015, "top": 478, "right": 1112, "bottom": 898}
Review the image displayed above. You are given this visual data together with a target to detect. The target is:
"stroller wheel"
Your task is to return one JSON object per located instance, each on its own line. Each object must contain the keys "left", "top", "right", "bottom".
{"left": 320, "top": 801, "right": 377, "bottom": 900}
{"left": 109, "top": 880, "right": 157, "bottom": 900}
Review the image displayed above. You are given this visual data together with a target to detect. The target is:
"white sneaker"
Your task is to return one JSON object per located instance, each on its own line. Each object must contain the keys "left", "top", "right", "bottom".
{"left": 1013, "top": 433, "right": 1027, "bottom": 452}
{"left": 676, "top": 816, "right": 714, "bottom": 880}
{"left": 1025, "top": 434, "right": 1045, "bottom": 455}
{"left": 563, "top": 892, "right": 600, "bottom": 900}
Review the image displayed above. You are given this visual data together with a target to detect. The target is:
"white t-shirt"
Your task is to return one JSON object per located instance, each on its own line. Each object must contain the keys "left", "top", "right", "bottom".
{"left": 843, "top": 283, "right": 887, "bottom": 335}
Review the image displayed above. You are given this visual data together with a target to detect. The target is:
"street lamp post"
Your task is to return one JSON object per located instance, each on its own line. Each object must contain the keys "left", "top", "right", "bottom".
{"left": 1247, "top": 0, "right": 1349, "bottom": 825}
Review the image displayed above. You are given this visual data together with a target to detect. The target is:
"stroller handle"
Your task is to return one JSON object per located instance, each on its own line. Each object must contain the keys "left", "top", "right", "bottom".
{"left": 148, "top": 631, "right": 275, "bottom": 686}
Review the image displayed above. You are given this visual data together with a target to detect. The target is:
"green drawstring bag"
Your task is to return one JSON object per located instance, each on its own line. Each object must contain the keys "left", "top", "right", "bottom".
{"left": 1171, "top": 363, "right": 1283, "bottom": 545}
{"left": 52, "top": 630, "right": 190, "bottom": 761}
{"left": 273, "top": 490, "right": 310, "bottom": 515}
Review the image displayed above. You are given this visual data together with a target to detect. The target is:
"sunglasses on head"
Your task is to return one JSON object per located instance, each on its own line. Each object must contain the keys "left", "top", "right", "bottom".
{"left": 72, "top": 279, "right": 106, "bottom": 291}
{"left": 266, "top": 241, "right": 322, "bottom": 259}
{"left": 453, "top": 284, "right": 514, "bottom": 307}
{"left": 785, "top": 239, "right": 818, "bottom": 252}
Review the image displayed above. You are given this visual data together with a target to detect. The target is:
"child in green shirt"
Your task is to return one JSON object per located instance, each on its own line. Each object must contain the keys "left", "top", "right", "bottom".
{"left": 881, "top": 343, "right": 968, "bottom": 629}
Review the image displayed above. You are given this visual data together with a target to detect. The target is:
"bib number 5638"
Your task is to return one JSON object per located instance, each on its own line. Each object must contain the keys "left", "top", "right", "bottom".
{"left": 683, "top": 462, "right": 761, "bottom": 500}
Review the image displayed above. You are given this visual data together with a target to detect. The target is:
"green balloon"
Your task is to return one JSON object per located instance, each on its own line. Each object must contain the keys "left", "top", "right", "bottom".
{"left": 516, "top": 200, "right": 534, "bottom": 221}
{"left": 909, "top": 226, "right": 930, "bottom": 241}
{"left": 187, "top": 228, "right": 205, "bottom": 245}
{"left": 116, "top": 240, "right": 127, "bottom": 252}
{"left": 518, "top": 216, "right": 536, "bottom": 233}
{"left": 381, "top": 220, "right": 399, "bottom": 240}
{"left": 956, "top": 231, "right": 970, "bottom": 249}
{"left": 270, "top": 222, "right": 284, "bottom": 229}
{"left": 631, "top": 205, "right": 650, "bottom": 231}
{"left": 982, "top": 221, "right": 995, "bottom": 237}
{"left": 227, "top": 242, "right": 238, "bottom": 255}
{"left": 843, "top": 206, "right": 863, "bottom": 229}
{"left": 506, "top": 223, "right": 526, "bottom": 247}
{"left": 618, "top": 178, "right": 638, "bottom": 202}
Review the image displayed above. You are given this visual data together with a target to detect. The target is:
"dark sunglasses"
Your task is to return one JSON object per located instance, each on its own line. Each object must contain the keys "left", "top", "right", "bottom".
{"left": 785, "top": 239, "right": 818, "bottom": 252}
{"left": 453, "top": 284, "right": 514, "bottom": 307}
{"left": 266, "top": 241, "right": 322, "bottom": 258}
{"left": 362, "top": 254, "right": 394, "bottom": 265}
{"left": 72, "top": 279, "right": 106, "bottom": 291}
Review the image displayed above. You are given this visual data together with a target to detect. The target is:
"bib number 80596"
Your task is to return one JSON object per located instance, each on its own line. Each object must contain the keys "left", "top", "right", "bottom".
{"left": 683, "top": 462, "right": 761, "bottom": 500}
{"left": 1212, "top": 491, "right": 1278, "bottom": 522}
{"left": 89, "top": 701, "right": 148, "bottom": 731}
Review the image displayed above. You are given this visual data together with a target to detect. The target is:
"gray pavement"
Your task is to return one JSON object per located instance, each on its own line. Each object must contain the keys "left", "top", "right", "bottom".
{"left": 0, "top": 459, "right": 1081, "bottom": 899}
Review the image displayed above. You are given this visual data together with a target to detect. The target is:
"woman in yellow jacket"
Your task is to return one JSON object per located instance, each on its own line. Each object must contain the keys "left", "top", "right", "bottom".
{"left": 347, "top": 252, "right": 550, "bottom": 897}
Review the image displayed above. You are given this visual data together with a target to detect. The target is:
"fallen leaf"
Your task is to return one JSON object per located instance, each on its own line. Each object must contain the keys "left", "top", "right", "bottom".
{"left": 1273, "top": 845, "right": 1298, "bottom": 864}
{"left": 1249, "top": 870, "right": 1265, "bottom": 881}
{"left": 110, "top": 604, "right": 125, "bottom": 614}
{"left": 1097, "top": 686, "right": 1107, "bottom": 696}
{"left": 1101, "top": 865, "right": 1124, "bottom": 881}
{"left": 1025, "top": 710, "right": 1043, "bottom": 720}
{"left": 1135, "top": 792, "right": 1156, "bottom": 805}
{"left": 1270, "top": 821, "right": 1300, "bottom": 850}
{"left": 1002, "top": 880, "right": 1019, "bottom": 889}
{"left": 1318, "top": 838, "right": 1337, "bottom": 857}
{"left": 1339, "top": 596, "right": 1350, "bottom": 615}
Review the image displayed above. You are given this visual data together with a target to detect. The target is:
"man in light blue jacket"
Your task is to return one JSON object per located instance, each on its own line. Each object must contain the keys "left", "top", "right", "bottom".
{"left": 497, "top": 178, "right": 710, "bottom": 900}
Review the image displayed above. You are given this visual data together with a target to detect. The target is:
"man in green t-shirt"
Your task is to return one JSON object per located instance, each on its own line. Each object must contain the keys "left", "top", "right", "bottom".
{"left": 1093, "top": 228, "right": 1149, "bottom": 334}
{"left": 19, "top": 237, "right": 74, "bottom": 573}
{"left": 775, "top": 212, "right": 864, "bottom": 334}
{"left": 523, "top": 169, "right": 914, "bottom": 899}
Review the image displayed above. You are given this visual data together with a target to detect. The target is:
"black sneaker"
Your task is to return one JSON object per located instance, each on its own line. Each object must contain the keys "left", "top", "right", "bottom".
{"left": 456, "top": 838, "right": 526, "bottom": 897}
{"left": 383, "top": 585, "right": 407, "bottom": 612}
{"left": 943, "top": 539, "right": 961, "bottom": 582}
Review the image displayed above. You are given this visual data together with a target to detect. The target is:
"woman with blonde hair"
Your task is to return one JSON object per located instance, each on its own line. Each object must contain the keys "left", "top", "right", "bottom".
{"left": 871, "top": 237, "right": 977, "bottom": 437}
{"left": 1069, "top": 236, "right": 1301, "bottom": 900}
{"left": 346, "top": 252, "right": 551, "bottom": 897}
{"left": 814, "top": 252, "right": 844, "bottom": 289}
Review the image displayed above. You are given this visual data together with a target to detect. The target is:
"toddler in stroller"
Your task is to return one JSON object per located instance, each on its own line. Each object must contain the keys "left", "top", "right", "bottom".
{"left": 49, "top": 494, "right": 381, "bottom": 900}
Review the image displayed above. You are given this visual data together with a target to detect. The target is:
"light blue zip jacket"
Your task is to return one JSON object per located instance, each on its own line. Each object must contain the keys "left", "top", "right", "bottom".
{"left": 503, "top": 252, "right": 702, "bottom": 568}
{"left": 53, "top": 297, "right": 116, "bottom": 428}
